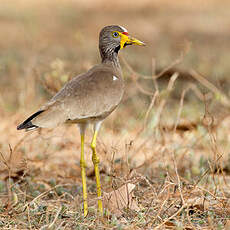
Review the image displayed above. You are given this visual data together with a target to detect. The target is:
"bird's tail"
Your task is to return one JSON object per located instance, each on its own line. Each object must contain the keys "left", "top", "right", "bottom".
{"left": 17, "top": 110, "right": 44, "bottom": 131}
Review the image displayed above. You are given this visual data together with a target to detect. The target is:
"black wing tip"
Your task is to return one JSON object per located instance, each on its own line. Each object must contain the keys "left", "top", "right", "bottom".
{"left": 17, "top": 110, "right": 44, "bottom": 131}
{"left": 17, "top": 123, "right": 24, "bottom": 130}
{"left": 17, "top": 121, "right": 38, "bottom": 130}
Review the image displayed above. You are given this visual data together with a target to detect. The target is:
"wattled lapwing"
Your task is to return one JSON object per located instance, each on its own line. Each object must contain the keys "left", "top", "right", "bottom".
{"left": 17, "top": 25, "right": 145, "bottom": 216}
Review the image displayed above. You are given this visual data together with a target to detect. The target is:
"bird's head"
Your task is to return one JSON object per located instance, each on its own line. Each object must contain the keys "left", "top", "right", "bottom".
{"left": 99, "top": 25, "right": 145, "bottom": 60}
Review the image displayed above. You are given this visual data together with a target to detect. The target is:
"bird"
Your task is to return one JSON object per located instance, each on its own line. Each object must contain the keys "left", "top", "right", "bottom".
{"left": 17, "top": 25, "right": 145, "bottom": 216}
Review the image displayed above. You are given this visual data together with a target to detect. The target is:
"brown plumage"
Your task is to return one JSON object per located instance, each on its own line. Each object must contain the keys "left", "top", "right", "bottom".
{"left": 17, "top": 25, "right": 131, "bottom": 130}
{"left": 19, "top": 63, "right": 123, "bottom": 129}
{"left": 17, "top": 25, "right": 145, "bottom": 216}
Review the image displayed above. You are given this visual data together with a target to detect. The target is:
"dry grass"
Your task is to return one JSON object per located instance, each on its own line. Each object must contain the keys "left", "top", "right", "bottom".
{"left": 1, "top": 0, "right": 230, "bottom": 229}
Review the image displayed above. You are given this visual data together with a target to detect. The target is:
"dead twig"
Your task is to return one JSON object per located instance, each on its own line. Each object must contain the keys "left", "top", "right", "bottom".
{"left": 154, "top": 204, "right": 186, "bottom": 229}
{"left": 47, "top": 205, "right": 62, "bottom": 229}
{"left": 190, "top": 69, "right": 230, "bottom": 108}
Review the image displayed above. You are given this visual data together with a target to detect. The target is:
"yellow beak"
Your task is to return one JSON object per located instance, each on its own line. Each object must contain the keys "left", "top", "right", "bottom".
{"left": 120, "top": 33, "right": 145, "bottom": 49}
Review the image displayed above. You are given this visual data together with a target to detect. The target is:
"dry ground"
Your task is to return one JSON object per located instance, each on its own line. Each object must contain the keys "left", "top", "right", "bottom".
{"left": 1, "top": 0, "right": 230, "bottom": 229}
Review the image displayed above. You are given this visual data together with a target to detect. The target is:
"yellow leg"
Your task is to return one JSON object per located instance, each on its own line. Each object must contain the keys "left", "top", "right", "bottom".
{"left": 80, "top": 133, "right": 88, "bottom": 217}
{"left": 91, "top": 130, "right": 103, "bottom": 215}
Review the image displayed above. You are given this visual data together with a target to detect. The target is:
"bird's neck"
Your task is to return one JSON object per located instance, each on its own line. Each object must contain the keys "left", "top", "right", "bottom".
{"left": 100, "top": 48, "right": 121, "bottom": 70}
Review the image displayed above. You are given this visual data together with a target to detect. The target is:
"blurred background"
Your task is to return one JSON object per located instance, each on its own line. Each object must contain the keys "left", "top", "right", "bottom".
{"left": 1, "top": 0, "right": 230, "bottom": 194}
{"left": 1, "top": 0, "right": 230, "bottom": 117}
{"left": 0, "top": 0, "right": 230, "bottom": 228}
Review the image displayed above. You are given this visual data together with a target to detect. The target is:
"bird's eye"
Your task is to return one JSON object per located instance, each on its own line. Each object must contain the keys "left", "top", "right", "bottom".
{"left": 112, "top": 31, "right": 119, "bottom": 38}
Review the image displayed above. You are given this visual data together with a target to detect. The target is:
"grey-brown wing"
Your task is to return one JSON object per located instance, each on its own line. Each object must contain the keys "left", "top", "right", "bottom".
{"left": 32, "top": 65, "right": 124, "bottom": 128}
